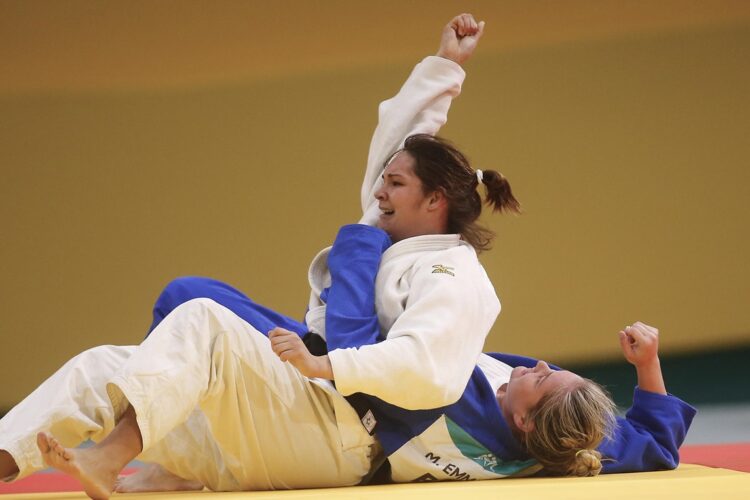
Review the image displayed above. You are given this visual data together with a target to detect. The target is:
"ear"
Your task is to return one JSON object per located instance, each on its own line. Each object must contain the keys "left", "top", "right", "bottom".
{"left": 514, "top": 412, "right": 535, "bottom": 434}
{"left": 425, "top": 189, "right": 447, "bottom": 212}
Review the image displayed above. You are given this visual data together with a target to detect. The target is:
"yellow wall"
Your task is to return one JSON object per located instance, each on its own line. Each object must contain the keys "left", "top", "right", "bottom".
{"left": 1, "top": 6, "right": 749, "bottom": 409}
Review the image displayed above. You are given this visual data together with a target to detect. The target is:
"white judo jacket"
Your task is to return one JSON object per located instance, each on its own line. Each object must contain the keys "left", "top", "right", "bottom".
{"left": 305, "top": 56, "right": 501, "bottom": 411}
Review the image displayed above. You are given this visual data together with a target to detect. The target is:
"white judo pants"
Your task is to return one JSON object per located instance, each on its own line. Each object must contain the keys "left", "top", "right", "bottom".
{"left": 0, "top": 298, "right": 378, "bottom": 491}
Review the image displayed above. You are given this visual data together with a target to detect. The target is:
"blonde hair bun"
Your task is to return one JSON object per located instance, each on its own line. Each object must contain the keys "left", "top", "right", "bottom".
{"left": 571, "top": 449, "right": 603, "bottom": 477}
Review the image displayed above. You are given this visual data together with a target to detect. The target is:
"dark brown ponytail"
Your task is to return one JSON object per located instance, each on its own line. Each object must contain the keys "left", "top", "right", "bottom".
{"left": 479, "top": 169, "right": 521, "bottom": 214}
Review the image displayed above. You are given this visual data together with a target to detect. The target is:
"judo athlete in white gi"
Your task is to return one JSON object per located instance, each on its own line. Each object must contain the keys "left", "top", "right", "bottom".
{"left": 144, "top": 13, "right": 509, "bottom": 411}
{"left": 0, "top": 14, "right": 517, "bottom": 499}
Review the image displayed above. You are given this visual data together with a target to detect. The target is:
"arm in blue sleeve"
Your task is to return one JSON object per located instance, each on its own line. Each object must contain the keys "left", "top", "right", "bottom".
{"left": 599, "top": 387, "right": 697, "bottom": 473}
{"left": 325, "top": 224, "right": 391, "bottom": 350}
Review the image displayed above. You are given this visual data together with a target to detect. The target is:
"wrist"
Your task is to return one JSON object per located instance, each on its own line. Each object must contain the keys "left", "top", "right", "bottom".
{"left": 635, "top": 357, "right": 661, "bottom": 373}
{"left": 635, "top": 358, "right": 666, "bottom": 395}
{"left": 314, "top": 355, "right": 334, "bottom": 380}
{"left": 436, "top": 50, "right": 464, "bottom": 65}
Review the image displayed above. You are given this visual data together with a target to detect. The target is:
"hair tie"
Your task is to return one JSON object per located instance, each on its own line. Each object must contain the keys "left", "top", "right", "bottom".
{"left": 475, "top": 169, "right": 484, "bottom": 184}
{"left": 575, "top": 449, "right": 588, "bottom": 458}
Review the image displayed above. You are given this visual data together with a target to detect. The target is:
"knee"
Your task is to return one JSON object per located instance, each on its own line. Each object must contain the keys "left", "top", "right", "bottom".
{"left": 172, "top": 297, "right": 224, "bottom": 318}
{"left": 70, "top": 345, "right": 131, "bottom": 372}
{"left": 166, "top": 298, "right": 237, "bottom": 337}
{"left": 155, "top": 277, "right": 211, "bottom": 309}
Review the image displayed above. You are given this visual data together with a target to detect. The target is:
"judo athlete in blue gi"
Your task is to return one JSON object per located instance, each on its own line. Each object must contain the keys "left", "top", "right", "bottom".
{"left": 268, "top": 223, "right": 696, "bottom": 481}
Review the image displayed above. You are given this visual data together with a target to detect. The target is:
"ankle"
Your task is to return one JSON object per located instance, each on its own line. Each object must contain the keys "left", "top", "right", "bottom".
{"left": 84, "top": 441, "right": 132, "bottom": 476}
{"left": 0, "top": 450, "right": 20, "bottom": 479}
{"left": 89, "top": 405, "right": 143, "bottom": 472}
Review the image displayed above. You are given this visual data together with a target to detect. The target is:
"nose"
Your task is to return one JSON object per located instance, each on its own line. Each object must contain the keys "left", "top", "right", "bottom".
{"left": 534, "top": 360, "right": 551, "bottom": 374}
{"left": 375, "top": 184, "right": 386, "bottom": 201}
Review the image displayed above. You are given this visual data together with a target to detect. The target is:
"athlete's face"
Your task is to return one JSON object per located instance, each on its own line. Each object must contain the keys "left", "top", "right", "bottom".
{"left": 374, "top": 152, "right": 442, "bottom": 243}
{"left": 496, "top": 361, "right": 582, "bottom": 433}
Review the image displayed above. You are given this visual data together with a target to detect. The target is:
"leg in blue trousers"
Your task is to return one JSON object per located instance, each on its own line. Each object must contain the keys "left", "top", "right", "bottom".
{"left": 146, "top": 277, "right": 308, "bottom": 338}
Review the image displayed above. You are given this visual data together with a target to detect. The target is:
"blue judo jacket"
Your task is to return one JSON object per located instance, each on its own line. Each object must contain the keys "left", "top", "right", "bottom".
{"left": 323, "top": 224, "right": 696, "bottom": 480}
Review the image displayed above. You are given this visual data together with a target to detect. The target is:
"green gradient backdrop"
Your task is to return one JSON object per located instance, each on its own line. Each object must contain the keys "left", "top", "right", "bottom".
{"left": 2, "top": 12, "right": 749, "bottom": 409}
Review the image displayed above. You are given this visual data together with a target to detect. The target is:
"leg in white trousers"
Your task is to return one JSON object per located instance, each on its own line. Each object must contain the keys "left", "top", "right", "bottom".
{"left": 0, "top": 298, "right": 377, "bottom": 491}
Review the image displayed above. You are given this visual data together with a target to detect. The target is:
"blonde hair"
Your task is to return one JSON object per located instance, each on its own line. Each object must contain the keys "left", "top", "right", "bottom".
{"left": 523, "top": 378, "right": 617, "bottom": 477}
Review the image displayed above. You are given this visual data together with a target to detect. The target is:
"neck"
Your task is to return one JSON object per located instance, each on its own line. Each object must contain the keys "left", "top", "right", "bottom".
{"left": 402, "top": 217, "right": 449, "bottom": 242}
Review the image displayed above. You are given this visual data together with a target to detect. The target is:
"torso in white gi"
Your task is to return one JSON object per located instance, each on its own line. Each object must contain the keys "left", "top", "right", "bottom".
{"left": 303, "top": 55, "right": 502, "bottom": 411}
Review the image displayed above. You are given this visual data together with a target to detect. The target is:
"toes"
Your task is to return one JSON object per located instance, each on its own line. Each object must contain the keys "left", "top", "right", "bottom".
{"left": 36, "top": 433, "right": 51, "bottom": 454}
{"left": 36, "top": 433, "right": 73, "bottom": 465}
{"left": 48, "top": 437, "right": 68, "bottom": 460}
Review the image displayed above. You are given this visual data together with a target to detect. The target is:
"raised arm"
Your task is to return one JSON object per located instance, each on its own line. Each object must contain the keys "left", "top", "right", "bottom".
{"left": 359, "top": 14, "right": 483, "bottom": 224}
{"left": 598, "top": 322, "right": 696, "bottom": 472}
{"left": 619, "top": 322, "right": 667, "bottom": 395}
{"left": 271, "top": 15, "right": 491, "bottom": 410}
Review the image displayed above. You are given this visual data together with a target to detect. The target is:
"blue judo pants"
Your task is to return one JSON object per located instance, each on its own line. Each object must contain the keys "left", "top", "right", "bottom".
{"left": 147, "top": 277, "right": 309, "bottom": 339}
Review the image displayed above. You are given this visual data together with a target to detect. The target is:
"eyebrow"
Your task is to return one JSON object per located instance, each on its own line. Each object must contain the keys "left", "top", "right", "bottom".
{"left": 382, "top": 172, "right": 406, "bottom": 180}
{"left": 537, "top": 372, "right": 553, "bottom": 387}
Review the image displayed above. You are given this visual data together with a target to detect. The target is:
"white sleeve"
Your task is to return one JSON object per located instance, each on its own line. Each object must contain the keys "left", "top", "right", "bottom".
{"left": 359, "top": 56, "right": 466, "bottom": 222}
{"left": 328, "top": 252, "right": 500, "bottom": 410}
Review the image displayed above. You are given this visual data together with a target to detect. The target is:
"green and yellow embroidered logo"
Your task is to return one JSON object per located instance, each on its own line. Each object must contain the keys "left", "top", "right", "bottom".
{"left": 445, "top": 417, "right": 539, "bottom": 476}
{"left": 431, "top": 264, "right": 455, "bottom": 276}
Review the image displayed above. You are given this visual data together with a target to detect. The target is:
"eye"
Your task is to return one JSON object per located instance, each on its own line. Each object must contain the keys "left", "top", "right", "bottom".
{"left": 536, "top": 373, "right": 549, "bottom": 387}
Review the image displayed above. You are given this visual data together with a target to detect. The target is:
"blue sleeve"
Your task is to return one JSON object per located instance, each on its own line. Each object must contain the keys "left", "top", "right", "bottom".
{"left": 325, "top": 224, "right": 391, "bottom": 350}
{"left": 599, "top": 387, "right": 697, "bottom": 473}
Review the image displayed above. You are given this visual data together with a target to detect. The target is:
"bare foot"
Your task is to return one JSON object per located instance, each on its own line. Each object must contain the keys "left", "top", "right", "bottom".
{"left": 115, "top": 463, "right": 203, "bottom": 493}
{"left": 37, "top": 432, "right": 118, "bottom": 500}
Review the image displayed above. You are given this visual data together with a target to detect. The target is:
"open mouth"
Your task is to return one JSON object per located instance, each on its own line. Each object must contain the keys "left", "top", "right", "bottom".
{"left": 381, "top": 209, "right": 394, "bottom": 216}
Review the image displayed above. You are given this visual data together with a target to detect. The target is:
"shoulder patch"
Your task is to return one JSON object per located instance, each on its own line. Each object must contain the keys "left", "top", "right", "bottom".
{"left": 431, "top": 264, "right": 455, "bottom": 277}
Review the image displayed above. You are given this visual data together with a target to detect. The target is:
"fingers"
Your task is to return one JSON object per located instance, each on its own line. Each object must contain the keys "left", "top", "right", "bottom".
{"left": 620, "top": 321, "right": 662, "bottom": 369}
{"left": 269, "top": 328, "right": 302, "bottom": 361}
{"left": 626, "top": 322, "right": 659, "bottom": 343}
{"left": 457, "top": 14, "right": 476, "bottom": 36}
{"left": 632, "top": 321, "right": 659, "bottom": 336}
{"left": 37, "top": 432, "right": 51, "bottom": 453}
{"left": 618, "top": 329, "right": 631, "bottom": 352}
{"left": 438, "top": 13, "right": 484, "bottom": 65}
{"left": 476, "top": 20, "right": 485, "bottom": 40}
{"left": 449, "top": 13, "right": 482, "bottom": 37}
{"left": 272, "top": 340, "right": 298, "bottom": 361}
{"left": 268, "top": 326, "right": 294, "bottom": 339}
{"left": 620, "top": 322, "right": 660, "bottom": 355}
{"left": 621, "top": 325, "right": 646, "bottom": 352}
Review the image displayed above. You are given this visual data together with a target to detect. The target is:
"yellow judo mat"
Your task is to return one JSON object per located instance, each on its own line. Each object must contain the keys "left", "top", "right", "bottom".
{"left": 3, "top": 465, "right": 749, "bottom": 500}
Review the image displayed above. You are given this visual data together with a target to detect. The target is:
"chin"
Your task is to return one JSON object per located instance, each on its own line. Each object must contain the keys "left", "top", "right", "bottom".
{"left": 378, "top": 224, "right": 397, "bottom": 240}
{"left": 388, "top": 230, "right": 406, "bottom": 242}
